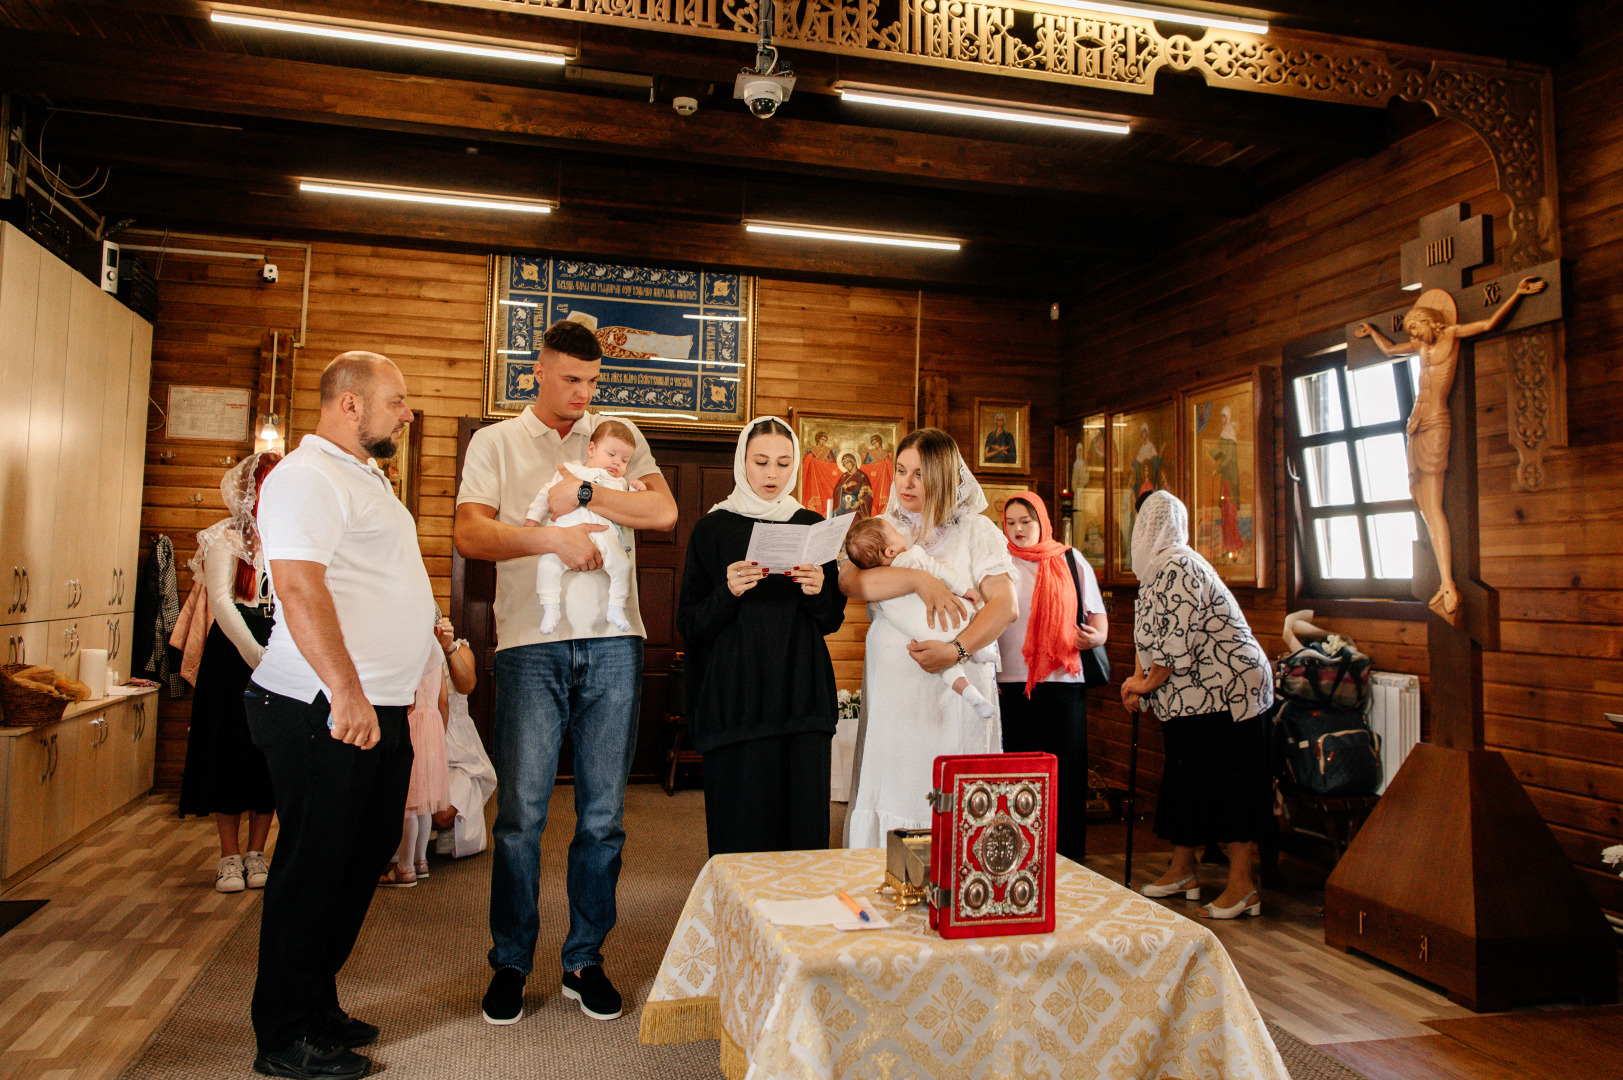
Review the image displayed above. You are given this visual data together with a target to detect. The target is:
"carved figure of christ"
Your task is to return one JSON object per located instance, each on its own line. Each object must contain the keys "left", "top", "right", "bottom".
{"left": 1355, "top": 275, "right": 1546, "bottom": 620}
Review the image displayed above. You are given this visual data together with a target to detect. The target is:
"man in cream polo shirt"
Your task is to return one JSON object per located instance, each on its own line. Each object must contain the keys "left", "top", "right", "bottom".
{"left": 455, "top": 319, "right": 677, "bottom": 1027}
{"left": 246, "top": 352, "right": 435, "bottom": 1080}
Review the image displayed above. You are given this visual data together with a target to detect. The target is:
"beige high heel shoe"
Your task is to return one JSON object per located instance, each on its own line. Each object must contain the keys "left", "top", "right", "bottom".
{"left": 1196, "top": 890, "right": 1260, "bottom": 919}
{"left": 1141, "top": 874, "right": 1199, "bottom": 900}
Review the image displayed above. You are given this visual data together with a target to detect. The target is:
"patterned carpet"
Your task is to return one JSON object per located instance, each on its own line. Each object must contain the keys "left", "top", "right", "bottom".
{"left": 118, "top": 787, "right": 1369, "bottom": 1079}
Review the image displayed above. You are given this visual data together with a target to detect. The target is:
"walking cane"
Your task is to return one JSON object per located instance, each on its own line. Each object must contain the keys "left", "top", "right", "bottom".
{"left": 1123, "top": 707, "right": 1140, "bottom": 889}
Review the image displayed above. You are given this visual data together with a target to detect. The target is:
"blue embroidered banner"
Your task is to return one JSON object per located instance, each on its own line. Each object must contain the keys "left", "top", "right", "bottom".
{"left": 486, "top": 255, "right": 753, "bottom": 428}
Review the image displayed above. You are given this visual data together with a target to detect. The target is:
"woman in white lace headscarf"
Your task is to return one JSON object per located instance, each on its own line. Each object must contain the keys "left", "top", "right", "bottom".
{"left": 840, "top": 428, "right": 1018, "bottom": 849}
{"left": 1121, "top": 490, "right": 1273, "bottom": 919}
{"left": 178, "top": 451, "right": 282, "bottom": 895}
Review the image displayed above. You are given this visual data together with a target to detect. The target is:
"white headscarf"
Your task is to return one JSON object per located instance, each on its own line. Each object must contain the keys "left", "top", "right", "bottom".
{"left": 709, "top": 416, "right": 804, "bottom": 522}
{"left": 1131, "top": 489, "right": 1211, "bottom": 585}
{"left": 188, "top": 451, "right": 279, "bottom": 576}
{"left": 885, "top": 448, "right": 987, "bottom": 547}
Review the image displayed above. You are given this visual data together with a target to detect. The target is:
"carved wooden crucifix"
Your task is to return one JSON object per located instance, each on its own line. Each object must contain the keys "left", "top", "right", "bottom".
{"left": 1341, "top": 203, "right": 1563, "bottom": 748}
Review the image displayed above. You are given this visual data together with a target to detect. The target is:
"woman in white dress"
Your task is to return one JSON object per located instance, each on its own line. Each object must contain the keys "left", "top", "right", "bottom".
{"left": 840, "top": 428, "right": 1018, "bottom": 849}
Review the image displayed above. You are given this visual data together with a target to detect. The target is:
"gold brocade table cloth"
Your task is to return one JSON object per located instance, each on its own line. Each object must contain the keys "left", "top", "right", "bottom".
{"left": 640, "top": 849, "right": 1288, "bottom": 1080}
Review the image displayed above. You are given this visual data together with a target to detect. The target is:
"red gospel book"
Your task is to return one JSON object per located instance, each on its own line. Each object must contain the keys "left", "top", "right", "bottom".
{"left": 926, "top": 752, "right": 1058, "bottom": 938}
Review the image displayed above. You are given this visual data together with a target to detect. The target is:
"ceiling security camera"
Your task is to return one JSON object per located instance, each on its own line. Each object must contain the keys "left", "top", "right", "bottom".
{"left": 742, "top": 79, "right": 782, "bottom": 119}
{"left": 260, "top": 263, "right": 279, "bottom": 284}
{"left": 734, "top": 73, "right": 795, "bottom": 120}
{"left": 673, "top": 96, "right": 699, "bottom": 116}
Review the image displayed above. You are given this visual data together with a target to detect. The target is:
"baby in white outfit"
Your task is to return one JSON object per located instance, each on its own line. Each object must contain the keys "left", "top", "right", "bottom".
{"left": 843, "top": 515, "right": 997, "bottom": 719}
{"left": 523, "top": 421, "right": 644, "bottom": 635}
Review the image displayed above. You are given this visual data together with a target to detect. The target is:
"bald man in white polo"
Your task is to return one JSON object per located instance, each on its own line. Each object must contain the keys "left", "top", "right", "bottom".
{"left": 246, "top": 352, "right": 434, "bottom": 1080}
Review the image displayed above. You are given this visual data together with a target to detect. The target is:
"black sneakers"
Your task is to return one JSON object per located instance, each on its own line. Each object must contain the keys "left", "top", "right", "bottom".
{"left": 482, "top": 967, "right": 526, "bottom": 1025}
{"left": 253, "top": 1034, "right": 369, "bottom": 1080}
{"left": 320, "top": 1009, "right": 379, "bottom": 1049}
{"left": 561, "top": 964, "right": 623, "bottom": 1021}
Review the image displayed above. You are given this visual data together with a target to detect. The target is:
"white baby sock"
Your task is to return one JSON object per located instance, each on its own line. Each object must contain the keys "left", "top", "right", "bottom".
{"left": 959, "top": 683, "right": 997, "bottom": 720}
{"left": 606, "top": 605, "right": 631, "bottom": 632}
{"left": 539, "top": 604, "right": 561, "bottom": 634}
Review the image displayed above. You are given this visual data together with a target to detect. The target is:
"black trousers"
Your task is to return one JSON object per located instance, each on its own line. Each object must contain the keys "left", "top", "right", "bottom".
{"left": 701, "top": 731, "right": 831, "bottom": 857}
{"left": 999, "top": 681, "right": 1089, "bottom": 862}
{"left": 244, "top": 683, "right": 413, "bottom": 1054}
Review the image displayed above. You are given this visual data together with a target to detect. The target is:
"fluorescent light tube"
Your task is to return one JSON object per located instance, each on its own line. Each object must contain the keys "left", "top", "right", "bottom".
{"left": 300, "top": 179, "right": 554, "bottom": 214}
{"left": 211, "top": 11, "right": 570, "bottom": 64}
{"left": 1037, "top": 0, "right": 1268, "bottom": 34}
{"left": 500, "top": 299, "right": 541, "bottom": 307}
{"left": 498, "top": 349, "right": 533, "bottom": 355}
{"left": 682, "top": 313, "right": 749, "bottom": 322}
{"left": 744, "top": 221, "right": 961, "bottom": 252}
{"left": 838, "top": 89, "right": 1130, "bottom": 134}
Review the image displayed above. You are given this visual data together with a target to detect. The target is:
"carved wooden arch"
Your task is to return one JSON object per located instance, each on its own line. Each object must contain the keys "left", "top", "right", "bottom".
{"left": 428, "top": 2, "right": 1562, "bottom": 487}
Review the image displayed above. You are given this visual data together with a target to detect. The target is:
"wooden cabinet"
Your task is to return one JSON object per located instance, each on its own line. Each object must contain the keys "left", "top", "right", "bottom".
{"left": 0, "top": 689, "right": 158, "bottom": 883}
{"left": 0, "top": 223, "right": 151, "bottom": 664}
{"left": 3, "top": 622, "right": 49, "bottom": 668}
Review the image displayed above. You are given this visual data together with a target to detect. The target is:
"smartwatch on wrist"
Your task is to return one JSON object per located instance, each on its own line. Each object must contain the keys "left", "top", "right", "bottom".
{"left": 577, "top": 481, "right": 593, "bottom": 507}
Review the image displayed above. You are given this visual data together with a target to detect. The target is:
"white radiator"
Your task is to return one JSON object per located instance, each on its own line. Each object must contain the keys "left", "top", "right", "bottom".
{"left": 1368, "top": 672, "right": 1421, "bottom": 794}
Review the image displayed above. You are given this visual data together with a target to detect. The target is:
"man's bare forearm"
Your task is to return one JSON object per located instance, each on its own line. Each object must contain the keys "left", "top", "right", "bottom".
{"left": 270, "top": 560, "right": 366, "bottom": 699}
{"left": 583, "top": 482, "right": 678, "bottom": 530}
{"left": 455, "top": 504, "right": 557, "bottom": 562}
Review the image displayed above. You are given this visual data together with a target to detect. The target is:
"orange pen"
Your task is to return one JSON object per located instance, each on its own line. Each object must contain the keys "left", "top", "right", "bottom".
{"left": 836, "top": 890, "right": 871, "bottom": 923}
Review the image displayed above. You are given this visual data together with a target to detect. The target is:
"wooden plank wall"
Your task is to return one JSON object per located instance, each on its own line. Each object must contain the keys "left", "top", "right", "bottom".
{"left": 140, "top": 248, "right": 1060, "bottom": 785}
{"left": 137, "top": 243, "right": 308, "bottom": 790}
{"left": 1061, "top": 19, "right": 1623, "bottom": 915}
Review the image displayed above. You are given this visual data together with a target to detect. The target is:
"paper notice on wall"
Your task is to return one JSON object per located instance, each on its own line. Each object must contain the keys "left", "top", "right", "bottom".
{"left": 168, "top": 385, "right": 252, "bottom": 441}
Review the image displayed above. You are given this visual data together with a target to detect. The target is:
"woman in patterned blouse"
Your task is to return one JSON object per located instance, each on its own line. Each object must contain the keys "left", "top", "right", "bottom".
{"left": 1120, "top": 490, "right": 1274, "bottom": 919}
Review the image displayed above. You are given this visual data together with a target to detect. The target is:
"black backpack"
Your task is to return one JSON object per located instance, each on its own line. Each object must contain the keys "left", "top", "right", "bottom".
{"left": 1276, "top": 700, "right": 1381, "bottom": 797}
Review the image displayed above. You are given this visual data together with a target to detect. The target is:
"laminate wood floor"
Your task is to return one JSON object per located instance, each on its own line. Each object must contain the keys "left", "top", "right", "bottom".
{"left": 0, "top": 795, "right": 1617, "bottom": 1080}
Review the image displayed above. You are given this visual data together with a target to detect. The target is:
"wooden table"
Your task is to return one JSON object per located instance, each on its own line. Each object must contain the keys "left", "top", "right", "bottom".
{"left": 641, "top": 848, "right": 1288, "bottom": 1080}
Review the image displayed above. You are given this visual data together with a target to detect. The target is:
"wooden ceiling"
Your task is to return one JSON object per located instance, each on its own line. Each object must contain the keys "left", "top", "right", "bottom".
{"left": 0, "top": 0, "right": 1578, "bottom": 293}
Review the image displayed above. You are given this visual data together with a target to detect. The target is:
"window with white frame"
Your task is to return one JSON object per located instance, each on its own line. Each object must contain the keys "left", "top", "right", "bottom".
{"left": 1284, "top": 340, "right": 1423, "bottom": 602}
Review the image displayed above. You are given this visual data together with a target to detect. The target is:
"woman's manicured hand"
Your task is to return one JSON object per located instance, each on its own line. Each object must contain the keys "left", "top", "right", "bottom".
{"left": 907, "top": 638, "right": 959, "bottom": 675}
{"left": 1074, "top": 623, "right": 1106, "bottom": 650}
{"left": 915, "top": 572, "right": 969, "bottom": 631}
{"left": 788, "top": 563, "right": 824, "bottom": 595}
{"left": 725, "top": 560, "right": 767, "bottom": 597}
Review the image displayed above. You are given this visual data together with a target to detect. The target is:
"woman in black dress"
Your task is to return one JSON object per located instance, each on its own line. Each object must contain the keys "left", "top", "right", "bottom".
{"left": 677, "top": 417, "right": 846, "bottom": 855}
{"left": 178, "top": 452, "right": 281, "bottom": 893}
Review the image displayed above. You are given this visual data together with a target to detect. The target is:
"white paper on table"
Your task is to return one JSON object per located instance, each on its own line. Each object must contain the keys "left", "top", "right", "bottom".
{"left": 105, "top": 684, "right": 147, "bottom": 697}
{"left": 744, "top": 515, "right": 856, "bottom": 574}
{"left": 757, "top": 895, "right": 890, "bottom": 930}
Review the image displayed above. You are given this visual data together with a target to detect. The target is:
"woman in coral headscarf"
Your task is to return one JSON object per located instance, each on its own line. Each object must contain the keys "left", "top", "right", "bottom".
{"left": 995, "top": 491, "right": 1108, "bottom": 862}
{"left": 177, "top": 451, "right": 282, "bottom": 894}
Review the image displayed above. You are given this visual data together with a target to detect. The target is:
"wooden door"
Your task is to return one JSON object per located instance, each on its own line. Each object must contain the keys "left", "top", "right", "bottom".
{"left": 92, "top": 303, "right": 135, "bottom": 615}
{"left": 73, "top": 708, "right": 113, "bottom": 833}
{"left": 17, "top": 254, "right": 71, "bottom": 626}
{"left": 3, "top": 728, "right": 56, "bottom": 875}
{"left": 0, "top": 226, "right": 41, "bottom": 627}
{"left": 45, "top": 617, "right": 85, "bottom": 679}
{"left": 49, "top": 275, "right": 108, "bottom": 620}
{"left": 451, "top": 419, "right": 734, "bottom": 779}
{"left": 115, "top": 318, "right": 154, "bottom": 615}
{"left": 5, "top": 621, "right": 49, "bottom": 668}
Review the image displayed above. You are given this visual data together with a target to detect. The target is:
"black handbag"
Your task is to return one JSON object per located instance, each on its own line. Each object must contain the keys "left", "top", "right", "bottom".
{"left": 1063, "top": 550, "right": 1112, "bottom": 688}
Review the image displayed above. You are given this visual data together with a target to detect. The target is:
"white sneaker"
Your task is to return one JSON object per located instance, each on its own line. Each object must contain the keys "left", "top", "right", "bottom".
{"left": 243, "top": 851, "right": 270, "bottom": 889}
{"left": 215, "top": 855, "right": 246, "bottom": 893}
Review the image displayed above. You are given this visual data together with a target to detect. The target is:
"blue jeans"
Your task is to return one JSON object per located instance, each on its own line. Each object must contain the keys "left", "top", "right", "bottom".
{"left": 488, "top": 637, "right": 642, "bottom": 974}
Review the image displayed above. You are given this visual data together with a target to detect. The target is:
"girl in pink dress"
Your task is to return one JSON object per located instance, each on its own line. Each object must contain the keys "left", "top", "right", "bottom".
{"left": 379, "top": 628, "right": 454, "bottom": 887}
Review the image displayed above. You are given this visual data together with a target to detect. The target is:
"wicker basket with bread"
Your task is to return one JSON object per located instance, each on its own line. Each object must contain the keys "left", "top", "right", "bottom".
{"left": 1, "top": 663, "right": 94, "bottom": 728}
